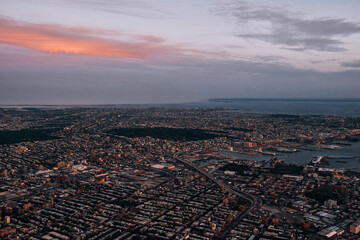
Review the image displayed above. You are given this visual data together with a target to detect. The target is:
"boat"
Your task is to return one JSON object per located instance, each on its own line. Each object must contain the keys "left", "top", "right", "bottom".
{"left": 323, "top": 145, "right": 342, "bottom": 150}
{"left": 262, "top": 152, "right": 276, "bottom": 156}
{"left": 311, "top": 156, "right": 328, "bottom": 165}
{"left": 277, "top": 147, "right": 297, "bottom": 153}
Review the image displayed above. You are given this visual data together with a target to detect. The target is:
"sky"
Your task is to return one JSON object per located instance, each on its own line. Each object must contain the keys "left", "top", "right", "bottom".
{"left": 0, "top": 0, "right": 360, "bottom": 104}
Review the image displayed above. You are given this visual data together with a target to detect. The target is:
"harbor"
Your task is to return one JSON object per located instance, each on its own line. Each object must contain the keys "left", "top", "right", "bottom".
{"left": 215, "top": 141, "right": 360, "bottom": 172}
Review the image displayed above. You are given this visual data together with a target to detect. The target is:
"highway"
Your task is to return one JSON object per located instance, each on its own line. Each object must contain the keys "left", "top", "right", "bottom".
{"left": 172, "top": 154, "right": 260, "bottom": 239}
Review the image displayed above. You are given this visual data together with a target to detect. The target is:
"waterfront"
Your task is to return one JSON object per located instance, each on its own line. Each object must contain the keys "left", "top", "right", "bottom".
{"left": 219, "top": 141, "right": 360, "bottom": 171}
{"left": 278, "top": 141, "right": 360, "bottom": 171}
{"left": 189, "top": 99, "right": 360, "bottom": 117}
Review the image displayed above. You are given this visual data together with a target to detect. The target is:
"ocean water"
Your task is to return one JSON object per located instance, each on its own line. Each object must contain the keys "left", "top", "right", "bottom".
{"left": 2, "top": 99, "right": 360, "bottom": 117}
{"left": 176, "top": 99, "right": 360, "bottom": 117}
{"left": 218, "top": 141, "right": 360, "bottom": 172}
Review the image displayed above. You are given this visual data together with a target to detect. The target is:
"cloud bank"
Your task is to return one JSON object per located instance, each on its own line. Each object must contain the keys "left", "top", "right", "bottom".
{"left": 0, "top": 17, "right": 182, "bottom": 60}
{"left": 214, "top": 1, "right": 360, "bottom": 52}
{"left": 342, "top": 60, "right": 360, "bottom": 68}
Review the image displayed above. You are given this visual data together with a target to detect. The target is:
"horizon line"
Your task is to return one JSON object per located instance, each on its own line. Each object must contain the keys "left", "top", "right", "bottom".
{"left": 1, "top": 97, "right": 360, "bottom": 106}
{"left": 209, "top": 98, "right": 360, "bottom": 102}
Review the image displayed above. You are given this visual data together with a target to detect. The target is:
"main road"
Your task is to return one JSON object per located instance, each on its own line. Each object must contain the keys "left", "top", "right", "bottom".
{"left": 171, "top": 154, "right": 260, "bottom": 239}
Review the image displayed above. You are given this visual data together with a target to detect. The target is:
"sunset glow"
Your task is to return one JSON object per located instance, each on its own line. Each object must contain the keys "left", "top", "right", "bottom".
{"left": 0, "top": 18, "right": 176, "bottom": 60}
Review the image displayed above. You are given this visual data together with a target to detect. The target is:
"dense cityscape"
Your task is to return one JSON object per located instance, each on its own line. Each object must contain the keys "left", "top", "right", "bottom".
{"left": 0, "top": 107, "right": 359, "bottom": 239}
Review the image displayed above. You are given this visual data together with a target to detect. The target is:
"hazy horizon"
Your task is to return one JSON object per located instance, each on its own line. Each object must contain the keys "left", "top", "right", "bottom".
{"left": 1, "top": 97, "right": 360, "bottom": 106}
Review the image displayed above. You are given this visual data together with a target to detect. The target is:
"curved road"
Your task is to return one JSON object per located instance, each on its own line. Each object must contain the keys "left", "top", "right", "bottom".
{"left": 171, "top": 154, "right": 260, "bottom": 239}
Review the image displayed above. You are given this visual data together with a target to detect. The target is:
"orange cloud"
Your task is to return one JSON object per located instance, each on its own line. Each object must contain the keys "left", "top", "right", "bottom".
{"left": 0, "top": 18, "right": 177, "bottom": 60}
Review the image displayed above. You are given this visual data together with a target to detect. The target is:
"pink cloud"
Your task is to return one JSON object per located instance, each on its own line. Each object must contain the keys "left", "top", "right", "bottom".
{"left": 0, "top": 18, "right": 180, "bottom": 60}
